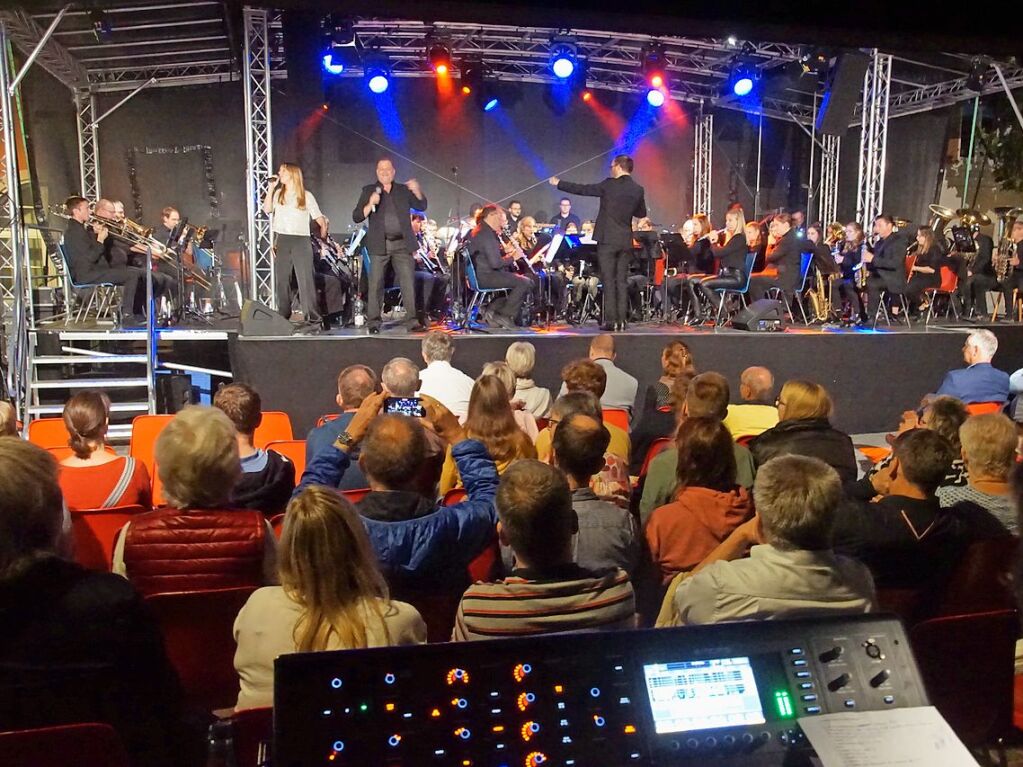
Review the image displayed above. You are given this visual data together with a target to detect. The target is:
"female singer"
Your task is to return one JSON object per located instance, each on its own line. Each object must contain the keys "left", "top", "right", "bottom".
{"left": 834, "top": 222, "right": 867, "bottom": 322}
{"left": 263, "top": 163, "right": 328, "bottom": 324}
{"left": 905, "top": 226, "right": 946, "bottom": 316}
{"left": 696, "top": 207, "right": 750, "bottom": 321}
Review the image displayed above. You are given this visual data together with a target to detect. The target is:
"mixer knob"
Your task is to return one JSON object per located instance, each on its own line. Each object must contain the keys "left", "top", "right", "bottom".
{"left": 741, "top": 733, "right": 755, "bottom": 746}
{"left": 819, "top": 646, "right": 843, "bottom": 663}
{"left": 723, "top": 735, "right": 736, "bottom": 747}
{"left": 827, "top": 672, "right": 852, "bottom": 692}
{"left": 870, "top": 669, "right": 890, "bottom": 688}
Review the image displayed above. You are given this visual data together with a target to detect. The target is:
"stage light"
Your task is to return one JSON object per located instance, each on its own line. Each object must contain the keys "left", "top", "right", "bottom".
{"left": 966, "top": 58, "right": 986, "bottom": 92}
{"left": 428, "top": 42, "right": 453, "bottom": 75}
{"left": 320, "top": 16, "right": 360, "bottom": 75}
{"left": 729, "top": 60, "right": 757, "bottom": 97}
{"left": 461, "top": 85, "right": 472, "bottom": 95}
{"left": 90, "top": 10, "right": 112, "bottom": 42}
{"left": 550, "top": 43, "right": 578, "bottom": 79}
{"left": 733, "top": 76, "right": 753, "bottom": 96}
{"left": 582, "top": 90, "right": 592, "bottom": 102}
{"left": 483, "top": 97, "right": 499, "bottom": 111}
{"left": 365, "top": 63, "right": 391, "bottom": 94}
{"left": 641, "top": 45, "right": 668, "bottom": 90}
{"left": 646, "top": 88, "right": 666, "bottom": 108}
{"left": 322, "top": 53, "right": 345, "bottom": 75}
{"left": 726, "top": 35, "right": 738, "bottom": 47}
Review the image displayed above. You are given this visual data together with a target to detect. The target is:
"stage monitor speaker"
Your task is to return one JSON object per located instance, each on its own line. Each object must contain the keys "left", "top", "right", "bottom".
{"left": 240, "top": 300, "right": 294, "bottom": 337}
{"left": 156, "top": 374, "right": 194, "bottom": 414}
{"left": 732, "top": 299, "right": 786, "bottom": 332}
{"left": 816, "top": 52, "right": 870, "bottom": 137}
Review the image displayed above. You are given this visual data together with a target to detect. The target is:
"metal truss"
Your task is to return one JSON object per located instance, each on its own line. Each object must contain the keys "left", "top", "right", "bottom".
{"left": 693, "top": 112, "right": 713, "bottom": 215}
{"left": 0, "top": 8, "right": 88, "bottom": 90}
{"left": 887, "top": 64, "right": 1023, "bottom": 120}
{"left": 856, "top": 51, "right": 891, "bottom": 229}
{"left": 818, "top": 134, "right": 840, "bottom": 225}
{"left": 74, "top": 89, "right": 99, "bottom": 199}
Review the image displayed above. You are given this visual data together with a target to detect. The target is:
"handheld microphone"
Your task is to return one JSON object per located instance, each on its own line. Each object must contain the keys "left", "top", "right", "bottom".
{"left": 371, "top": 185, "right": 382, "bottom": 214}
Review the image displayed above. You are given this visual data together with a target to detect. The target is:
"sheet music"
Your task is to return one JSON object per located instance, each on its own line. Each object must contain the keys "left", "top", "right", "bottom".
{"left": 798, "top": 707, "right": 978, "bottom": 767}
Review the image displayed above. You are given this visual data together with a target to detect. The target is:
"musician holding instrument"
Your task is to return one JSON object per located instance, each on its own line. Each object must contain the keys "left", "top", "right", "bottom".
{"left": 96, "top": 198, "right": 176, "bottom": 302}
{"left": 470, "top": 204, "right": 531, "bottom": 329}
{"left": 750, "top": 213, "right": 802, "bottom": 306}
{"left": 264, "top": 163, "right": 328, "bottom": 326}
{"left": 905, "top": 227, "right": 947, "bottom": 316}
{"left": 997, "top": 218, "right": 1023, "bottom": 319}
{"left": 834, "top": 222, "right": 866, "bottom": 323}
{"left": 961, "top": 223, "right": 997, "bottom": 318}
{"left": 411, "top": 212, "right": 449, "bottom": 321}
{"left": 863, "top": 214, "right": 908, "bottom": 320}
{"left": 695, "top": 207, "right": 751, "bottom": 321}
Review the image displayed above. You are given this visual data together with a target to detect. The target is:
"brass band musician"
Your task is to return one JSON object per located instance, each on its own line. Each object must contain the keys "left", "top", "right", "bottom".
{"left": 411, "top": 212, "right": 449, "bottom": 320}
{"left": 960, "top": 225, "right": 996, "bottom": 317}
{"left": 469, "top": 204, "right": 531, "bottom": 329}
{"left": 834, "top": 223, "right": 866, "bottom": 323}
{"left": 905, "top": 227, "right": 949, "bottom": 316}
{"left": 998, "top": 219, "right": 1023, "bottom": 315}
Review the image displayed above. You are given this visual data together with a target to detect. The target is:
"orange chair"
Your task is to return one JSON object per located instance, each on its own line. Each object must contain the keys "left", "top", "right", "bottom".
{"left": 639, "top": 437, "right": 673, "bottom": 479}
{"left": 602, "top": 408, "right": 630, "bottom": 433}
{"left": 266, "top": 439, "right": 306, "bottom": 485}
{"left": 0, "top": 723, "right": 129, "bottom": 767}
{"left": 128, "top": 414, "right": 173, "bottom": 479}
{"left": 924, "top": 265, "right": 961, "bottom": 324}
{"left": 27, "top": 417, "right": 71, "bottom": 449}
{"left": 442, "top": 488, "right": 467, "bottom": 506}
{"left": 70, "top": 505, "right": 147, "bottom": 571}
{"left": 145, "top": 587, "right": 257, "bottom": 712}
{"left": 253, "top": 411, "right": 293, "bottom": 448}
{"left": 269, "top": 512, "right": 285, "bottom": 540}
{"left": 966, "top": 401, "right": 1004, "bottom": 416}
{"left": 341, "top": 487, "right": 371, "bottom": 504}
{"left": 47, "top": 445, "right": 117, "bottom": 462}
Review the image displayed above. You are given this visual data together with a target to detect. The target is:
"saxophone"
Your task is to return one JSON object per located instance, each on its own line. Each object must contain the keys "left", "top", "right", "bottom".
{"left": 995, "top": 237, "right": 1016, "bottom": 282}
{"left": 805, "top": 265, "right": 829, "bottom": 322}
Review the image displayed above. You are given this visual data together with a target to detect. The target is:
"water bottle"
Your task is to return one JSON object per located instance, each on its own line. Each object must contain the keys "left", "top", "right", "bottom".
{"left": 353, "top": 295, "right": 365, "bottom": 328}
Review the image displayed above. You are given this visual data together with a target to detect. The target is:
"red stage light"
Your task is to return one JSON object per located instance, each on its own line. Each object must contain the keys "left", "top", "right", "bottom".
{"left": 650, "top": 73, "right": 664, "bottom": 88}
{"left": 436, "top": 63, "right": 449, "bottom": 76}
{"left": 461, "top": 85, "right": 471, "bottom": 95}
{"left": 321, "top": 103, "right": 329, "bottom": 111}
{"left": 582, "top": 91, "right": 592, "bottom": 102}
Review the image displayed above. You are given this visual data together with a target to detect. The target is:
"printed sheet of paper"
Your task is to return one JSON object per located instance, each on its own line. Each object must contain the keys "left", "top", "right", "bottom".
{"left": 798, "top": 707, "right": 978, "bottom": 767}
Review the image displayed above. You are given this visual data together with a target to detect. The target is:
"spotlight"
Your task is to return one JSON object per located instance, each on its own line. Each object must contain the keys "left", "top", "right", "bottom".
{"left": 365, "top": 62, "right": 391, "bottom": 94}
{"left": 582, "top": 90, "right": 592, "bottom": 102}
{"left": 729, "top": 60, "right": 758, "bottom": 97}
{"left": 641, "top": 45, "right": 668, "bottom": 90}
{"left": 428, "top": 41, "right": 453, "bottom": 75}
{"left": 966, "top": 58, "right": 986, "bottom": 92}
{"left": 321, "top": 16, "right": 359, "bottom": 75}
{"left": 322, "top": 53, "right": 345, "bottom": 75}
{"left": 460, "top": 59, "right": 484, "bottom": 96}
{"left": 550, "top": 42, "right": 578, "bottom": 79}
{"left": 90, "top": 9, "right": 112, "bottom": 42}
{"left": 726, "top": 35, "right": 738, "bottom": 47}
{"left": 483, "top": 97, "right": 499, "bottom": 112}
{"left": 646, "top": 88, "right": 666, "bottom": 108}
{"left": 461, "top": 59, "right": 501, "bottom": 112}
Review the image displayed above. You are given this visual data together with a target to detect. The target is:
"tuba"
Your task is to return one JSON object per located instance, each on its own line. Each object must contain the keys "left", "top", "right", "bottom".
{"left": 993, "top": 207, "right": 1023, "bottom": 283}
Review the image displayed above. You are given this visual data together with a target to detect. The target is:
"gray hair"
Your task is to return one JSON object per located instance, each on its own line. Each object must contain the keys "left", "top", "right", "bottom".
{"left": 481, "top": 361, "right": 516, "bottom": 399}
{"left": 422, "top": 330, "right": 454, "bottom": 363}
{"left": 505, "top": 341, "right": 537, "bottom": 379}
{"left": 966, "top": 329, "right": 998, "bottom": 361}
{"left": 753, "top": 455, "right": 841, "bottom": 551}
{"left": 381, "top": 357, "right": 420, "bottom": 397}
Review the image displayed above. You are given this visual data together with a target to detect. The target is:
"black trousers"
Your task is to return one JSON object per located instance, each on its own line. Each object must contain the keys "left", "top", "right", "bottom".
{"left": 627, "top": 274, "right": 648, "bottom": 317}
{"left": 836, "top": 277, "right": 865, "bottom": 319}
{"left": 905, "top": 273, "right": 940, "bottom": 311}
{"left": 597, "top": 246, "right": 630, "bottom": 325}
{"left": 866, "top": 275, "right": 904, "bottom": 319}
{"left": 84, "top": 265, "right": 144, "bottom": 316}
{"left": 476, "top": 267, "right": 531, "bottom": 319}
{"left": 1001, "top": 271, "right": 1023, "bottom": 316}
{"left": 698, "top": 270, "right": 744, "bottom": 308}
{"left": 963, "top": 273, "right": 999, "bottom": 315}
{"left": 274, "top": 233, "right": 319, "bottom": 321}
{"left": 414, "top": 269, "right": 449, "bottom": 315}
{"left": 749, "top": 275, "right": 796, "bottom": 306}
{"left": 368, "top": 238, "right": 418, "bottom": 325}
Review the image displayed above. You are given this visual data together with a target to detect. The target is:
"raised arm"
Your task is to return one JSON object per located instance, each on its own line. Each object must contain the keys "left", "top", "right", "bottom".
{"left": 555, "top": 178, "right": 605, "bottom": 198}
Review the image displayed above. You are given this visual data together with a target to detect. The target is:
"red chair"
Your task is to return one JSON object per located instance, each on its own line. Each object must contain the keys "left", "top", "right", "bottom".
{"left": 602, "top": 408, "right": 630, "bottom": 433}
{"left": 145, "top": 587, "right": 256, "bottom": 712}
{"left": 228, "top": 706, "right": 273, "bottom": 767}
{"left": 0, "top": 723, "right": 129, "bottom": 767}
{"left": 910, "top": 609, "right": 1017, "bottom": 748}
{"left": 128, "top": 414, "right": 173, "bottom": 479}
{"left": 933, "top": 536, "right": 1019, "bottom": 617}
{"left": 70, "top": 505, "right": 147, "bottom": 571}
{"left": 639, "top": 437, "right": 673, "bottom": 479}
{"left": 27, "top": 417, "right": 71, "bottom": 449}
{"left": 924, "top": 265, "right": 960, "bottom": 324}
{"left": 735, "top": 433, "right": 756, "bottom": 448}
{"left": 266, "top": 439, "right": 306, "bottom": 485}
{"left": 340, "top": 487, "right": 371, "bottom": 504}
{"left": 269, "top": 512, "right": 285, "bottom": 540}
{"left": 966, "top": 401, "right": 1004, "bottom": 416}
{"left": 253, "top": 411, "right": 293, "bottom": 448}
{"left": 442, "top": 488, "right": 467, "bottom": 506}
{"left": 316, "top": 413, "right": 341, "bottom": 428}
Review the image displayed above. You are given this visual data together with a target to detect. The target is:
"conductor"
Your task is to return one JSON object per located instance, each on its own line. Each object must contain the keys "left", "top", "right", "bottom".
{"left": 550, "top": 155, "right": 647, "bottom": 331}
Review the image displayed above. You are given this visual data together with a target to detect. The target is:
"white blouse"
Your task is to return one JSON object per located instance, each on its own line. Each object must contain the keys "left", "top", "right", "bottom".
{"left": 270, "top": 190, "right": 324, "bottom": 236}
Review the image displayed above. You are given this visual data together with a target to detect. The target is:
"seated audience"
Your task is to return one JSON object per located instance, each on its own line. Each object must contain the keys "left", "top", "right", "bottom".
{"left": 723, "top": 366, "right": 780, "bottom": 439}
{"left": 646, "top": 417, "right": 754, "bottom": 585}
{"left": 298, "top": 391, "right": 499, "bottom": 592}
{"left": 551, "top": 413, "right": 640, "bottom": 576}
{"left": 629, "top": 371, "right": 695, "bottom": 476}
{"left": 937, "top": 413, "right": 1017, "bottom": 533}
{"left": 305, "top": 364, "right": 377, "bottom": 490}
{"left": 113, "top": 406, "right": 277, "bottom": 595}
{"left": 440, "top": 374, "right": 537, "bottom": 493}
{"left": 640, "top": 372, "right": 757, "bottom": 524}
{"left": 481, "top": 360, "right": 539, "bottom": 441}
{"left": 559, "top": 334, "right": 639, "bottom": 419}
{"left": 214, "top": 383, "right": 295, "bottom": 516}
{"left": 57, "top": 390, "right": 151, "bottom": 510}
{"left": 0, "top": 439, "right": 181, "bottom": 766}
{"left": 234, "top": 486, "right": 426, "bottom": 710}
{"left": 453, "top": 460, "right": 636, "bottom": 640}
{"left": 870, "top": 395, "right": 969, "bottom": 489}
{"left": 417, "top": 330, "right": 475, "bottom": 419}
{"left": 542, "top": 358, "right": 630, "bottom": 463}
{"left": 639, "top": 340, "right": 694, "bottom": 412}
{"left": 935, "top": 329, "right": 1010, "bottom": 404}
{"left": 505, "top": 341, "right": 552, "bottom": 418}
{"left": 0, "top": 399, "right": 16, "bottom": 436}
{"left": 749, "top": 379, "right": 857, "bottom": 483}
{"left": 667, "top": 455, "right": 876, "bottom": 625}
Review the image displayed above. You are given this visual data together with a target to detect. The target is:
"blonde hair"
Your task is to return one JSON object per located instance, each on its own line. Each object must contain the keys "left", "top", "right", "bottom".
{"left": 276, "top": 163, "right": 307, "bottom": 210}
{"left": 517, "top": 216, "right": 536, "bottom": 236}
{"left": 0, "top": 440, "right": 63, "bottom": 578}
{"left": 505, "top": 341, "right": 537, "bottom": 379}
{"left": 960, "top": 413, "right": 1017, "bottom": 479}
{"left": 154, "top": 406, "right": 240, "bottom": 509}
{"left": 754, "top": 455, "right": 841, "bottom": 550}
{"left": 0, "top": 401, "right": 16, "bottom": 437}
{"left": 724, "top": 208, "right": 746, "bottom": 240}
{"left": 279, "top": 486, "right": 391, "bottom": 652}
{"left": 481, "top": 361, "right": 517, "bottom": 399}
{"left": 779, "top": 380, "right": 833, "bottom": 421}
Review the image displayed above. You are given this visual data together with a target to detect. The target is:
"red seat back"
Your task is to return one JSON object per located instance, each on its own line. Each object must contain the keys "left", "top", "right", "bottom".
{"left": 442, "top": 488, "right": 467, "bottom": 506}
{"left": 128, "top": 414, "right": 173, "bottom": 479}
{"left": 228, "top": 706, "right": 273, "bottom": 767}
{"left": 269, "top": 512, "right": 285, "bottom": 540}
{"left": 602, "top": 408, "right": 629, "bottom": 433}
{"left": 316, "top": 413, "right": 341, "bottom": 428}
{"left": 47, "top": 445, "right": 117, "bottom": 462}
{"left": 938, "top": 265, "right": 958, "bottom": 293}
{"left": 341, "top": 487, "right": 371, "bottom": 504}
{"left": 253, "top": 411, "right": 293, "bottom": 448}
{"left": 639, "top": 437, "right": 673, "bottom": 479}
{"left": 934, "top": 536, "right": 1018, "bottom": 617}
{"left": 144, "top": 587, "right": 256, "bottom": 711}
{"left": 27, "top": 418, "right": 71, "bottom": 449}
{"left": 266, "top": 439, "right": 306, "bottom": 485}
{"left": 0, "top": 723, "right": 129, "bottom": 767}
{"left": 70, "top": 506, "right": 147, "bottom": 571}
{"left": 966, "top": 401, "right": 1003, "bottom": 415}
{"left": 735, "top": 433, "right": 756, "bottom": 448}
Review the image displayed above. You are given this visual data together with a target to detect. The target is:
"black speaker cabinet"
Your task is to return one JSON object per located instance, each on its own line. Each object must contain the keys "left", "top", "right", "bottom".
{"left": 240, "top": 300, "right": 294, "bottom": 337}
{"left": 732, "top": 299, "right": 786, "bottom": 331}
{"left": 816, "top": 52, "right": 870, "bottom": 137}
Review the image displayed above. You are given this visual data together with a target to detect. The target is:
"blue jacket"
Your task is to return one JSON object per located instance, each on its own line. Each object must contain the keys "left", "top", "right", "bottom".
{"left": 305, "top": 413, "right": 368, "bottom": 490}
{"left": 935, "top": 363, "right": 1010, "bottom": 404}
{"left": 296, "top": 439, "right": 499, "bottom": 587}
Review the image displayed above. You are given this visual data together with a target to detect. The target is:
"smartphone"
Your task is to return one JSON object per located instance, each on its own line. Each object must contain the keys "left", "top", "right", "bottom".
{"left": 383, "top": 396, "right": 426, "bottom": 418}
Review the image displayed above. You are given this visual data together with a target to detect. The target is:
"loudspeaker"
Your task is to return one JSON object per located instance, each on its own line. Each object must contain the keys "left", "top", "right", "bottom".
{"left": 156, "top": 374, "right": 194, "bottom": 414}
{"left": 816, "top": 52, "right": 870, "bottom": 137}
{"left": 732, "top": 299, "right": 786, "bottom": 332}
{"left": 240, "top": 300, "right": 294, "bottom": 336}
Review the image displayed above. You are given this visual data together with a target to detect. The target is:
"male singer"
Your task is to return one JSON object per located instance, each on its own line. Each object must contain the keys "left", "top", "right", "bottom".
{"left": 549, "top": 155, "right": 646, "bottom": 330}
{"left": 353, "top": 157, "right": 428, "bottom": 333}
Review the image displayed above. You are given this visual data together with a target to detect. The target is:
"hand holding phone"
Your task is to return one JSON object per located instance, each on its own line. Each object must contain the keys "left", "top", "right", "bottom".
{"left": 383, "top": 397, "right": 426, "bottom": 418}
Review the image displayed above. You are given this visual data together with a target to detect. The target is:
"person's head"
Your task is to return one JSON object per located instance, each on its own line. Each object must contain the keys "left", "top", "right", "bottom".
{"left": 675, "top": 416, "right": 736, "bottom": 493}
{"left": 508, "top": 200, "right": 522, "bottom": 218}
{"left": 916, "top": 226, "right": 936, "bottom": 252}
{"left": 381, "top": 357, "right": 420, "bottom": 398}
{"left": 465, "top": 374, "right": 526, "bottom": 462}
{"left": 589, "top": 333, "right": 615, "bottom": 361}
{"left": 65, "top": 195, "right": 89, "bottom": 222}
{"left": 959, "top": 413, "right": 1017, "bottom": 481}
{"left": 561, "top": 358, "right": 607, "bottom": 398}
{"left": 1012, "top": 219, "right": 1023, "bottom": 244}
{"left": 636, "top": 217, "right": 653, "bottom": 232}
{"left": 94, "top": 198, "right": 115, "bottom": 219}
{"left": 791, "top": 210, "right": 805, "bottom": 229}
{"left": 481, "top": 204, "right": 506, "bottom": 232}
{"left": 918, "top": 395, "right": 968, "bottom": 450}
{"left": 844, "top": 221, "right": 864, "bottom": 244}
{"left": 517, "top": 216, "right": 536, "bottom": 239}
{"left": 611, "top": 154, "right": 634, "bottom": 177}
{"left": 411, "top": 213, "right": 424, "bottom": 234}
{"left": 469, "top": 202, "right": 483, "bottom": 223}
{"left": 62, "top": 390, "right": 110, "bottom": 458}
{"left": 0, "top": 401, "right": 16, "bottom": 437}
{"left": 0, "top": 440, "right": 64, "bottom": 579}
{"left": 336, "top": 364, "right": 377, "bottom": 410}
{"left": 754, "top": 455, "right": 841, "bottom": 551}
{"left": 661, "top": 340, "right": 694, "bottom": 379}
{"left": 360, "top": 414, "right": 427, "bottom": 491}
{"left": 155, "top": 406, "right": 239, "bottom": 509}
{"left": 740, "top": 366, "right": 774, "bottom": 403}
{"left": 769, "top": 213, "right": 792, "bottom": 239}
{"left": 684, "top": 372, "right": 730, "bottom": 420}
{"left": 680, "top": 219, "right": 697, "bottom": 244}
{"left": 549, "top": 391, "right": 602, "bottom": 427}
{"left": 874, "top": 214, "right": 895, "bottom": 238}
{"left": 964, "top": 329, "right": 997, "bottom": 365}
{"left": 565, "top": 222, "right": 579, "bottom": 235}
{"left": 667, "top": 370, "right": 697, "bottom": 414}
{"left": 744, "top": 221, "right": 762, "bottom": 249}
{"left": 480, "top": 361, "right": 517, "bottom": 400}
{"left": 375, "top": 157, "right": 396, "bottom": 186}
{"left": 888, "top": 429, "right": 956, "bottom": 497}
{"left": 213, "top": 383, "right": 262, "bottom": 443}
{"left": 112, "top": 200, "right": 126, "bottom": 220}
{"left": 581, "top": 220, "right": 595, "bottom": 237}
{"left": 559, "top": 198, "right": 572, "bottom": 217}
{"left": 693, "top": 214, "right": 712, "bottom": 237}
{"left": 162, "top": 206, "right": 180, "bottom": 231}
{"left": 496, "top": 460, "right": 576, "bottom": 568}
{"left": 776, "top": 380, "right": 832, "bottom": 422}
{"left": 278, "top": 163, "right": 308, "bottom": 207}
{"left": 505, "top": 341, "right": 537, "bottom": 380}
{"left": 552, "top": 413, "right": 610, "bottom": 486}
{"left": 807, "top": 223, "right": 822, "bottom": 245}
{"left": 422, "top": 330, "right": 454, "bottom": 365}
{"left": 725, "top": 208, "right": 746, "bottom": 236}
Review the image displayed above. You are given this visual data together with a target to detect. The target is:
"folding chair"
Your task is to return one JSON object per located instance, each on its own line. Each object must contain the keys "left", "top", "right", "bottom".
{"left": 56, "top": 242, "right": 119, "bottom": 326}
{"left": 924, "top": 265, "right": 961, "bottom": 325}
{"left": 27, "top": 417, "right": 71, "bottom": 449}
{"left": 70, "top": 505, "right": 148, "bottom": 571}
{"left": 712, "top": 252, "right": 758, "bottom": 324}
{"left": 464, "top": 256, "right": 509, "bottom": 325}
{"left": 769, "top": 252, "right": 814, "bottom": 324}
{"left": 873, "top": 253, "right": 915, "bottom": 328}
{"left": 253, "top": 411, "right": 293, "bottom": 448}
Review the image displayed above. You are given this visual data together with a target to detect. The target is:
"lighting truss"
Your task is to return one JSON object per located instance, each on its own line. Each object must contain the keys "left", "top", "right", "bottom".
{"left": 0, "top": 8, "right": 88, "bottom": 89}
{"left": 693, "top": 112, "right": 713, "bottom": 215}
{"left": 74, "top": 89, "right": 99, "bottom": 199}
{"left": 856, "top": 50, "right": 891, "bottom": 230}
{"left": 886, "top": 63, "right": 1023, "bottom": 120}
{"left": 818, "top": 134, "right": 840, "bottom": 225}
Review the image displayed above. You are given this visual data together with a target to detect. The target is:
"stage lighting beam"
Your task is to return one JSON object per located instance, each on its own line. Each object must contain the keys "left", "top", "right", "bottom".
{"left": 428, "top": 41, "right": 453, "bottom": 75}
{"left": 646, "top": 88, "right": 666, "bottom": 108}
{"left": 550, "top": 42, "right": 578, "bottom": 80}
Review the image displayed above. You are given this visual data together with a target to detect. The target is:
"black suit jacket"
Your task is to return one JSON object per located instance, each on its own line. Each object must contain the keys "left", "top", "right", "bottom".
{"left": 766, "top": 229, "right": 802, "bottom": 290}
{"left": 557, "top": 175, "right": 646, "bottom": 251}
{"left": 352, "top": 182, "right": 427, "bottom": 254}
{"left": 711, "top": 233, "right": 748, "bottom": 274}
{"left": 470, "top": 223, "right": 513, "bottom": 274}
{"left": 973, "top": 234, "right": 995, "bottom": 276}
{"left": 63, "top": 221, "right": 106, "bottom": 282}
{"left": 869, "top": 232, "right": 908, "bottom": 292}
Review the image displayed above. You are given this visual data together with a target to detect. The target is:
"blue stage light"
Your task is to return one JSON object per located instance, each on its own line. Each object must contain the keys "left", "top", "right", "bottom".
{"left": 646, "top": 88, "right": 666, "bottom": 108}
{"left": 322, "top": 53, "right": 345, "bottom": 75}
{"left": 550, "top": 42, "right": 578, "bottom": 80}
{"left": 368, "top": 72, "right": 389, "bottom": 94}
{"left": 733, "top": 76, "right": 754, "bottom": 96}
{"left": 483, "top": 97, "right": 499, "bottom": 112}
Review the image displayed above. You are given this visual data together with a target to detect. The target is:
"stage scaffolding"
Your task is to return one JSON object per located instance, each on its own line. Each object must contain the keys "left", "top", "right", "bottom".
{"left": 856, "top": 50, "right": 892, "bottom": 230}
{"left": 693, "top": 111, "right": 713, "bottom": 216}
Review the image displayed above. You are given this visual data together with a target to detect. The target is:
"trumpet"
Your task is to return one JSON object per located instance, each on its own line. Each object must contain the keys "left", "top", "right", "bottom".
{"left": 824, "top": 222, "right": 845, "bottom": 246}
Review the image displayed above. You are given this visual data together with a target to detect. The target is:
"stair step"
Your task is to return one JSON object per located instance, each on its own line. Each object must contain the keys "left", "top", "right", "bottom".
{"left": 32, "top": 355, "right": 148, "bottom": 365}
{"left": 30, "top": 378, "right": 150, "bottom": 390}
{"left": 28, "top": 402, "right": 149, "bottom": 416}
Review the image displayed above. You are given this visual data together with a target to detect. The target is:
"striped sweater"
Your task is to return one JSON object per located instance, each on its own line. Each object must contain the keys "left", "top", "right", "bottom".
{"left": 452, "top": 564, "right": 636, "bottom": 641}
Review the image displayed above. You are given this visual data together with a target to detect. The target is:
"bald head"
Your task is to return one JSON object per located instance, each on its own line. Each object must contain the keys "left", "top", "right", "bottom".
{"left": 551, "top": 412, "right": 611, "bottom": 485}
{"left": 589, "top": 334, "right": 615, "bottom": 360}
{"left": 381, "top": 357, "right": 420, "bottom": 397}
{"left": 740, "top": 366, "right": 774, "bottom": 403}
{"left": 360, "top": 414, "right": 426, "bottom": 490}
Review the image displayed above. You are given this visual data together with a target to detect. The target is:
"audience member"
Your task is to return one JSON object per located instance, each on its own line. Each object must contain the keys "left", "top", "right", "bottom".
{"left": 551, "top": 413, "right": 640, "bottom": 576}
{"left": 233, "top": 486, "right": 426, "bottom": 710}
{"left": 544, "top": 358, "right": 630, "bottom": 462}
{"left": 723, "top": 366, "right": 780, "bottom": 439}
{"left": 935, "top": 329, "right": 1010, "bottom": 404}
{"left": 629, "top": 370, "right": 694, "bottom": 476}
{"left": 936, "top": 413, "right": 1017, "bottom": 533}
{"left": 57, "top": 390, "right": 151, "bottom": 510}
{"left": 0, "top": 439, "right": 181, "bottom": 766}
{"left": 113, "top": 406, "right": 277, "bottom": 595}
{"left": 297, "top": 391, "right": 499, "bottom": 592}
{"left": 0, "top": 400, "right": 16, "bottom": 437}
{"left": 214, "top": 383, "right": 295, "bottom": 516}
{"left": 559, "top": 335, "right": 639, "bottom": 419}
{"left": 481, "top": 360, "right": 539, "bottom": 441}
{"left": 640, "top": 372, "right": 756, "bottom": 523}
{"left": 749, "top": 379, "right": 857, "bottom": 482}
{"left": 440, "top": 374, "right": 537, "bottom": 493}
{"left": 871, "top": 395, "right": 969, "bottom": 489}
{"left": 452, "top": 460, "right": 636, "bottom": 640}
{"left": 505, "top": 341, "right": 552, "bottom": 418}
{"left": 645, "top": 417, "right": 753, "bottom": 585}
{"left": 381, "top": 356, "right": 420, "bottom": 397}
{"left": 639, "top": 340, "right": 694, "bottom": 412}
{"left": 666, "top": 455, "right": 876, "bottom": 625}
{"left": 305, "top": 364, "right": 377, "bottom": 490}
{"left": 417, "top": 331, "right": 475, "bottom": 418}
